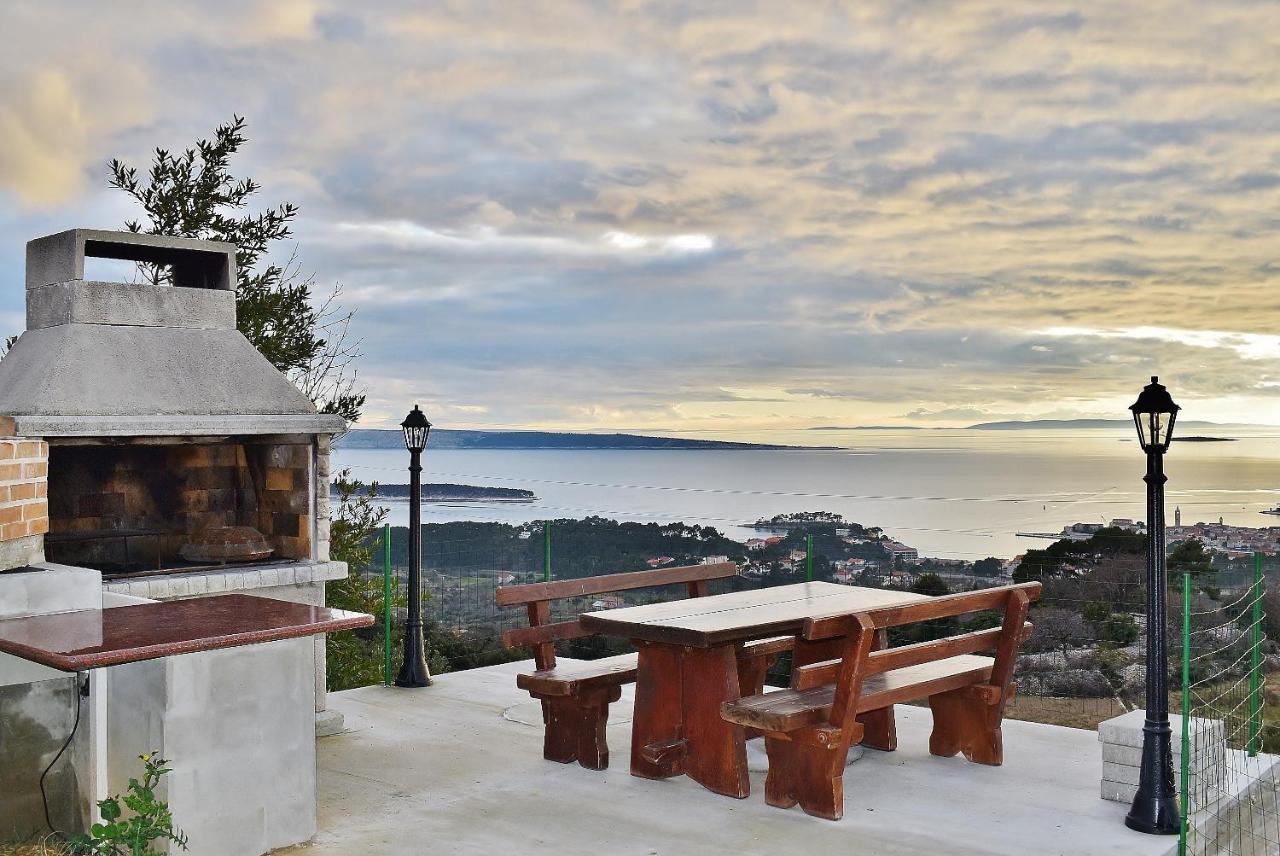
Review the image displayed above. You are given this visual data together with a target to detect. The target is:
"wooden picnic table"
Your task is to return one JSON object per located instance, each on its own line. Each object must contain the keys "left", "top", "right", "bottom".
{"left": 579, "top": 581, "right": 930, "bottom": 798}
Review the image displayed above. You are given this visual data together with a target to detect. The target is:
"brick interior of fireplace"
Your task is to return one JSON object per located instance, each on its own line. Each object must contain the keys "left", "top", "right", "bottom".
{"left": 46, "top": 441, "right": 312, "bottom": 572}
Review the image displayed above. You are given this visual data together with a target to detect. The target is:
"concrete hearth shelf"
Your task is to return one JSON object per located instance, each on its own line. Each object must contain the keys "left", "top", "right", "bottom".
{"left": 0, "top": 593, "right": 372, "bottom": 671}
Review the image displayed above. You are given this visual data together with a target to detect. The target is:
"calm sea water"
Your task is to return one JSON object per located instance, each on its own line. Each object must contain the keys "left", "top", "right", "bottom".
{"left": 332, "top": 428, "right": 1280, "bottom": 560}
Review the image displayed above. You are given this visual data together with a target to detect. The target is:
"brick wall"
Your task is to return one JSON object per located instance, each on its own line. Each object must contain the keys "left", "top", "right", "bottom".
{"left": 0, "top": 433, "right": 49, "bottom": 570}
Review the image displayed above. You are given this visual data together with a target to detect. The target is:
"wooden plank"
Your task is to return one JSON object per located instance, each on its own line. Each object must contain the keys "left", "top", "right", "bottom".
{"left": 582, "top": 583, "right": 930, "bottom": 648}
{"left": 804, "top": 582, "right": 1042, "bottom": 640}
{"left": 826, "top": 614, "right": 875, "bottom": 733}
{"left": 495, "top": 562, "right": 736, "bottom": 606}
{"left": 721, "top": 655, "right": 994, "bottom": 733}
{"left": 988, "top": 589, "right": 1032, "bottom": 720}
{"left": 526, "top": 600, "right": 555, "bottom": 671}
{"left": 740, "top": 635, "right": 795, "bottom": 659}
{"left": 516, "top": 653, "right": 640, "bottom": 697}
{"left": 791, "top": 622, "right": 1032, "bottom": 687}
{"left": 501, "top": 618, "right": 589, "bottom": 649}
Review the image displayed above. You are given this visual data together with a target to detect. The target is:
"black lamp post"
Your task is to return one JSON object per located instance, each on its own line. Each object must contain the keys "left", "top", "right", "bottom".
{"left": 394, "top": 405, "right": 433, "bottom": 688}
{"left": 1125, "top": 376, "right": 1180, "bottom": 835}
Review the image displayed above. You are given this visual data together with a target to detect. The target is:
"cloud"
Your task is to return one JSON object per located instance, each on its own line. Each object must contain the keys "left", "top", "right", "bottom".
{"left": 2, "top": 1, "right": 1280, "bottom": 429}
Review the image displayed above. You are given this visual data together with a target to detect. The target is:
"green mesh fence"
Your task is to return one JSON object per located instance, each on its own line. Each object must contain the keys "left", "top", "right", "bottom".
{"left": 1180, "top": 556, "right": 1280, "bottom": 855}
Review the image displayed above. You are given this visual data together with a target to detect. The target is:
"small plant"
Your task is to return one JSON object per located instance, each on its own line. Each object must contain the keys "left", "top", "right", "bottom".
{"left": 67, "top": 754, "right": 187, "bottom": 856}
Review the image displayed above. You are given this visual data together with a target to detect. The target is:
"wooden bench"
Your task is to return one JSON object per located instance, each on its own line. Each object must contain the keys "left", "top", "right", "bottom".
{"left": 720, "top": 581, "right": 1042, "bottom": 820}
{"left": 497, "top": 562, "right": 793, "bottom": 770}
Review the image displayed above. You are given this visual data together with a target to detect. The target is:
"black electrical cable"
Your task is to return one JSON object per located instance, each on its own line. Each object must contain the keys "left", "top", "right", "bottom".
{"left": 41, "top": 672, "right": 86, "bottom": 833}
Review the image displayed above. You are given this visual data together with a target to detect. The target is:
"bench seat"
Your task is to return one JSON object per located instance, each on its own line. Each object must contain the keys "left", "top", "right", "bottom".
{"left": 721, "top": 654, "right": 994, "bottom": 733}
{"left": 517, "top": 636, "right": 795, "bottom": 698}
{"left": 517, "top": 653, "right": 640, "bottom": 697}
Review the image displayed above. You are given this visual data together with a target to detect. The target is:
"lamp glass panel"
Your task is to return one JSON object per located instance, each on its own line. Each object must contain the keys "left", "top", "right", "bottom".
{"left": 403, "top": 425, "right": 428, "bottom": 452}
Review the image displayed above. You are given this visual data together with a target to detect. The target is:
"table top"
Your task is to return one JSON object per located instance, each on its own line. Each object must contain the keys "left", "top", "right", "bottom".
{"left": 0, "top": 594, "right": 373, "bottom": 671}
{"left": 579, "top": 582, "right": 931, "bottom": 648}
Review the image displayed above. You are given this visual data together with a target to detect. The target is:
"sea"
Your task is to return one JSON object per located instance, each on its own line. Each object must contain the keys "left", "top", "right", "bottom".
{"left": 332, "top": 427, "right": 1280, "bottom": 561}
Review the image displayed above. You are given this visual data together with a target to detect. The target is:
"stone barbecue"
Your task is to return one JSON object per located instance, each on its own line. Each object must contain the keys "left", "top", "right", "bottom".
{"left": 0, "top": 229, "right": 366, "bottom": 855}
{"left": 0, "top": 228, "right": 350, "bottom": 725}
{"left": 0, "top": 229, "right": 344, "bottom": 579}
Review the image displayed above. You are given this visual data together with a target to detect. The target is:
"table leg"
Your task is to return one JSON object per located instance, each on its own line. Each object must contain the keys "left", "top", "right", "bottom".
{"left": 680, "top": 644, "right": 749, "bottom": 799}
{"left": 631, "top": 642, "right": 685, "bottom": 780}
{"left": 630, "top": 641, "right": 749, "bottom": 799}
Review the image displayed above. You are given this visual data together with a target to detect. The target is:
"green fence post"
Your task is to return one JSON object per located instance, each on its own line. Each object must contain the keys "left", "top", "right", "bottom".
{"left": 1250, "top": 551, "right": 1264, "bottom": 757}
{"left": 382, "top": 522, "right": 392, "bottom": 687}
{"left": 1180, "top": 572, "right": 1191, "bottom": 856}
{"left": 543, "top": 521, "right": 552, "bottom": 583}
{"left": 805, "top": 533, "right": 814, "bottom": 582}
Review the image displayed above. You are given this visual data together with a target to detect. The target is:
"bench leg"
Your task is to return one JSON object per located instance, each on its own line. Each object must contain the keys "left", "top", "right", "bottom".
{"left": 736, "top": 651, "right": 776, "bottom": 741}
{"left": 928, "top": 688, "right": 1002, "bottom": 765}
{"left": 540, "top": 686, "right": 622, "bottom": 770}
{"left": 763, "top": 737, "right": 847, "bottom": 821}
{"left": 857, "top": 705, "right": 897, "bottom": 752}
{"left": 541, "top": 697, "right": 583, "bottom": 765}
{"left": 577, "top": 686, "right": 622, "bottom": 769}
{"left": 736, "top": 651, "right": 775, "bottom": 698}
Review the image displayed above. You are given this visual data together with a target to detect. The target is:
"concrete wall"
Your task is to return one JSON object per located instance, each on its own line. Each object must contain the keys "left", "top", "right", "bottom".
{"left": 105, "top": 637, "right": 318, "bottom": 856}
{"left": 0, "top": 676, "right": 87, "bottom": 840}
{"left": 0, "top": 564, "right": 101, "bottom": 839}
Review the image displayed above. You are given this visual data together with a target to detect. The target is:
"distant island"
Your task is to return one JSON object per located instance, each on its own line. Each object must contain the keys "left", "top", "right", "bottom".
{"left": 1173, "top": 436, "right": 1236, "bottom": 443}
{"left": 337, "top": 429, "right": 826, "bottom": 451}
{"left": 966, "top": 418, "right": 1252, "bottom": 431}
{"left": 333, "top": 482, "right": 538, "bottom": 502}
{"left": 808, "top": 425, "right": 924, "bottom": 431}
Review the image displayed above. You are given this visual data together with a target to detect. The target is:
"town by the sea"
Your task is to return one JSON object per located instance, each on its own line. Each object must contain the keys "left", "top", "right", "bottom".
{"left": 334, "top": 426, "right": 1280, "bottom": 562}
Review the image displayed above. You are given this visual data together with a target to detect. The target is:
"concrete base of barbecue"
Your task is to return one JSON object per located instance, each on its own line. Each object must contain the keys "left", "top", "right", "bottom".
{"left": 105, "top": 636, "right": 319, "bottom": 856}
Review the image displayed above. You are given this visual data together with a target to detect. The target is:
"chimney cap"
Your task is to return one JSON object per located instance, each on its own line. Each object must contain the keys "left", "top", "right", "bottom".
{"left": 26, "top": 229, "right": 236, "bottom": 291}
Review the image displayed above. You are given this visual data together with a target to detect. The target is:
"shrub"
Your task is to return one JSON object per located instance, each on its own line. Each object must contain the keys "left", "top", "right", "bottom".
{"left": 68, "top": 754, "right": 186, "bottom": 856}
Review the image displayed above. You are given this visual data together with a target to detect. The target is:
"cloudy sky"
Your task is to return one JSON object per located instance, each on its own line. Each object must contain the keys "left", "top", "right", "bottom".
{"left": 2, "top": 1, "right": 1279, "bottom": 433}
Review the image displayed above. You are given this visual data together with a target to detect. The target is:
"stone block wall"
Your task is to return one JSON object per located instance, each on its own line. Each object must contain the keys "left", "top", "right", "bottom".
{"left": 46, "top": 440, "right": 312, "bottom": 568}
{"left": 315, "top": 435, "right": 330, "bottom": 562}
{"left": 0, "top": 432, "right": 49, "bottom": 570}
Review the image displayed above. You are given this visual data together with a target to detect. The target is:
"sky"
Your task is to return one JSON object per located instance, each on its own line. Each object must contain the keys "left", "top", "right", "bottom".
{"left": 2, "top": 1, "right": 1279, "bottom": 434}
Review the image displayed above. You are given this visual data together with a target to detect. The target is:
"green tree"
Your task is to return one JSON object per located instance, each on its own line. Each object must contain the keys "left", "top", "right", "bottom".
{"left": 911, "top": 573, "right": 950, "bottom": 597}
{"left": 108, "top": 116, "right": 364, "bottom": 421}
{"left": 1168, "top": 539, "right": 1215, "bottom": 581}
{"left": 972, "top": 557, "right": 1003, "bottom": 577}
{"left": 325, "top": 471, "right": 398, "bottom": 690}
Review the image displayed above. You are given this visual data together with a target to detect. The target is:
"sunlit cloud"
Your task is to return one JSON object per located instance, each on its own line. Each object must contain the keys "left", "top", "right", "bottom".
{"left": 1, "top": 1, "right": 1279, "bottom": 429}
{"left": 1038, "top": 326, "right": 1280, "bottom": 362}
{"left": 334, "top": 220, "right": 717, "bottom": 260}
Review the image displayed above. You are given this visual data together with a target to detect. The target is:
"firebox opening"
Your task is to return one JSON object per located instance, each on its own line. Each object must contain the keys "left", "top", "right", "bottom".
{"left": 45, "top": 439, "right": 313, "bottom": 576}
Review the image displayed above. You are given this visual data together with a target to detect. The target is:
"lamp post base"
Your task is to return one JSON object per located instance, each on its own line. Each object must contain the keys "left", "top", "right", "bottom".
{"left": 1124, "top": 726, "right": 1180, "bottom": 835}
{"left": 1124, "top": 793, "right": 1180, "bottom": 835}
{"left": 394, "top": 623, "right": 433, "bottom": 688}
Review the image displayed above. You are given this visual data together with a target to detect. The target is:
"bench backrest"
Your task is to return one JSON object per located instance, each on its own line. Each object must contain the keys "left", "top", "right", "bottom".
{"left": 792, "top": 582, "right": 1042, "bottom": 737}
{"left": 496, "top": 562, "right": 738, "bottom": 670}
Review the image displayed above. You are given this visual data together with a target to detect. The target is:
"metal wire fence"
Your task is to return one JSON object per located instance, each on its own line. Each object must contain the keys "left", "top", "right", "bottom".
{"left": 1180, "top": 557, "right": 1280, "bottom": 855}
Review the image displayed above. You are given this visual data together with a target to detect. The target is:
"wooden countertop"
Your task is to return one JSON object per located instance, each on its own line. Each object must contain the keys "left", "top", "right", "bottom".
{"left": 0, "top": 594, "right": 373, "bottom": 671}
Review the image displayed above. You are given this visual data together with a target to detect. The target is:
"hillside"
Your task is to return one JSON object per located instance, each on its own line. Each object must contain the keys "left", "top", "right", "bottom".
{"left": 337, "top": 429, "right": 814, "bottom": 450}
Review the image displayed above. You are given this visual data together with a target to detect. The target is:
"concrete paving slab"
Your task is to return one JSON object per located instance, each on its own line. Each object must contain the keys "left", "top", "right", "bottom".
{"left": 285, "top": 660, "right": 1179, "bottom": 856}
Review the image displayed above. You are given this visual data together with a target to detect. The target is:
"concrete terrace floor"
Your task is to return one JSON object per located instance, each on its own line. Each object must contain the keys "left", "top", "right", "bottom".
{"left": 284, "top": 660, "right": 1176, "bottom": 856}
